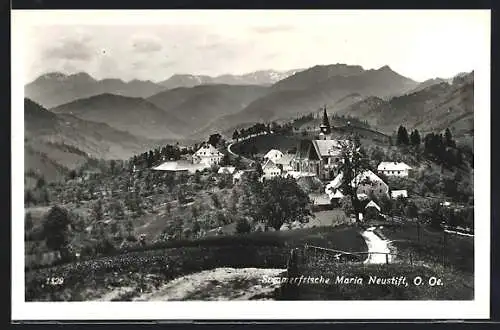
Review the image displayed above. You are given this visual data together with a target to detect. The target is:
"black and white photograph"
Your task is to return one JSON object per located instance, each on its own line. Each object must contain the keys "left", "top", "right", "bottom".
{"left": 12, "top": 9, "right": 490, "bottom": 320}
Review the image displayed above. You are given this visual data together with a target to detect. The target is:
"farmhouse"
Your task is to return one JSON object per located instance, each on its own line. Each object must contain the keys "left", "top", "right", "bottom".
{"left": 377, "top": 162, "right": 412, "bottom": 177}
{"left": 354, "top": 170, "right": 389, "bottom": 198}
{"left": 292, "top": 139, "right": 342, "bottom": 180}
{"left": 261, "top": 159, "right": 282, "bottom": 181}
{"left": 326, "top": 170, "right": 389, "bottom": 199}
{"left": 192, "top": 143, "right": 223, "bottom": 166}
{"left": 273, "top": 153, "right": 295, "bottom": 172}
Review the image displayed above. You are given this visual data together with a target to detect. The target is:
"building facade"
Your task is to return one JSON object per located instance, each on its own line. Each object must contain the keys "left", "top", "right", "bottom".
{"left": 192, "top": 143, "right": 223, "bottom": 166}
{"left": 292, "top": 139, "right": 342, "bottom": 180}
{"left": 377, "top": 162, "right": 412, "bottom": 177}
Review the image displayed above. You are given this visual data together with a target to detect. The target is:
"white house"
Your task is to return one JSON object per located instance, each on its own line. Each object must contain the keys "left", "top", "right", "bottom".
{"left": 391, "top": 189, "right": 408, "bottom": 199}
{"left": 264, "top": 149, "right": 284, "bottom": 163}
{"left": 273, "top": 153, "right": 295, "bottom": 173}
{"left": 355, "top": 170, "right": 389, "bottom": 198}
{"left": 327, "top": 170, "right": 389, "bottom": 200}
{"left": 377, "top": 162, "right": 412, "bottom": 177}
{"left": 193, "top": 143, "right": 223, "bottom": 166}
{"left": 218, "top": 166, "right": 236, "bottom": 175}
{"left": 261, "top": 159, "right": 282, "bottom": 181}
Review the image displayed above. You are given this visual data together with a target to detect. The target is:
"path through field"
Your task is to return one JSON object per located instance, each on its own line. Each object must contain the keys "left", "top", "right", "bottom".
{"left": 361, "top": 226, "right": 392, "bottom": 264}
{"left": 133, "top": 267, "right": 286, "bottom": 301}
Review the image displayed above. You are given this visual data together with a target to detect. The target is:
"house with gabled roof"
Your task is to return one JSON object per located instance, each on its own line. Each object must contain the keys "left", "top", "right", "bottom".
{"left": 192, "top": 143, "right": 223, "bottom": 166}
{"left": 326, "top": 169, "right": 389, "bottom": 200}
{"left": 261, "top": 159, "right": 282, "bottom": 181}
{"left": 377, "top": 161, "right": 412, "bottom": 177}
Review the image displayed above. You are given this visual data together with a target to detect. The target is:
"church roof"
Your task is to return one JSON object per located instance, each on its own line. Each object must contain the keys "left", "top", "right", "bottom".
{"left": 312, "top": 140, "right": 341, "bottom": 157}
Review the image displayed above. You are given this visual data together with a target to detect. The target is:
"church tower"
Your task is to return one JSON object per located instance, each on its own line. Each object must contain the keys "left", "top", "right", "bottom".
{"left": 319, "top": 105, "right": 332, "bottom": 140}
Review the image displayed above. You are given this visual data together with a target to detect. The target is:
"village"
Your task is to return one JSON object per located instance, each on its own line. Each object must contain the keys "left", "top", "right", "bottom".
{"left": 148, "top": 107, "right": 415, "bottom": 231}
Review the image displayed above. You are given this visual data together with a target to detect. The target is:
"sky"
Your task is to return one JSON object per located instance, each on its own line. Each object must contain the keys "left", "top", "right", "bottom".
{"left": 15, "top": 10, "right": 490, "bottom": 84}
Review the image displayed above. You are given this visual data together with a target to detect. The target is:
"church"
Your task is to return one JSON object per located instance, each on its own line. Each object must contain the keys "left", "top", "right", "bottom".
{"left": 292, "top": 106, "right": 343, "bottom": 180}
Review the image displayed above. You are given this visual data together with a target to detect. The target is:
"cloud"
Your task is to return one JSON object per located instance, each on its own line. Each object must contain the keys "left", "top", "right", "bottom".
{"left": 131, "top": 35, "right": 163, "bottom": 53}
{"left": 43, "top": 36, "right": 94, "bottom": 61}
{"left": 251, "top": 25, "right": 294, "bottom": 34}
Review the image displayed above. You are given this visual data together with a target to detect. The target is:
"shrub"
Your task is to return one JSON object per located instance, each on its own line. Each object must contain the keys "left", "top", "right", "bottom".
{"left": 235, "top": 218, "right": 252, "bottom": 234}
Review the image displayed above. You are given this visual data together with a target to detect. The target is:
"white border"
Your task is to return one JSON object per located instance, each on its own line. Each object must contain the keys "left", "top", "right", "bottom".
{"left": 12, "top": 10, "right": 491, "bottom": 320}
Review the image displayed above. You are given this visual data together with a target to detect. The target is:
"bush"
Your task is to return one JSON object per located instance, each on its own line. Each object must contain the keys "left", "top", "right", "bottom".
{"left": 235, "top": 218, "right": 252, "bottom": 234}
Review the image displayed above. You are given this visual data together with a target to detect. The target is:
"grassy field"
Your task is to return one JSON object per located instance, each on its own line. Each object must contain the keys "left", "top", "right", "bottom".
{"left": 232, "top": 126, "right": 389, "bottom": 159}
{"left": 26, "top": 225, "right": 367, "bottom": 301}
{"left": 377, "top": 222, "right": 474, "bottom": 275}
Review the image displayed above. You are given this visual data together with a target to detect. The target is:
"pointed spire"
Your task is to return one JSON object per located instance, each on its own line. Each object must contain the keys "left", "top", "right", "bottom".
{"left": 320, "top": 105, "right": 331, "bottom": 134}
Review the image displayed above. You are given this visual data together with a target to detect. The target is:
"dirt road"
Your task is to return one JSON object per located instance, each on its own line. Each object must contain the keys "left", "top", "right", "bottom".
{"left": 132, "top": 267, "right": 286, "bottom": 301}
{"left": 361, "top": 226, "right": 392, "bottom": 264}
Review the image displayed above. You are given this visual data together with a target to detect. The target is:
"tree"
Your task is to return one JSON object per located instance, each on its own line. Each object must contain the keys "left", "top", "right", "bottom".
{"left": 259, "top": 177, "right": 312, "bottom": 231}
{"left": 232, "top": 129, "right": 239, "bottom": 141}
{"left": 208, "top": 133, "right": 222, "bottom": 147}
{"left": 235, "top": 218, "right": 252, "bottom": 234}
{"left": 36, "top": 176, "right": 46, "bottom": 189}
{"left": 25, "top": 190, "right": 35, "bottom": 206}
{"left": 410, "top": 129, "right": 421, "bottom": 147}
{"left": 91, "top": 198, "right": 104, "bottom": 222}
{"left": 404, "top": 201, "right": 419, "bottom": 219}
{"left": 396, "top": 126, "right": 410, "bottom": 145}
{"left": 42, "top": 205, "right": 71, "bottom": 253}
{"left": 125, "top": 219, "right": 134, "bottom": 237}
{"left": 444, "top": 128, "right": 455, "bottom": 147}
{"left": 338, "top": 138, "right": 370, "bottom": 222}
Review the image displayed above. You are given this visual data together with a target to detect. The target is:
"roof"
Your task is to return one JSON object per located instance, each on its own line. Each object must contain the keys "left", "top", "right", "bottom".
{"left": 326, "top": 172, "right": 344, "bottom": 191}
{"left": 295, "top": 140, "right": 317, "bottom": 160}
{"left": 326, "top": 170, "right": 385, "bottom": 190}
{"left": 153, "top": 160, "right": 209, "bottom": 173}
{"left": 309, "top": 193, "right": 331, "bottom": 205}
{"left": 274, "top": 154, "right": 294, "bottom": 165}
{"left": 377, "top": 162, "right": 412, "bottom": 171}
{"left": 285, "top": 171, "right": 316, "bottom": 179}
{"left": 365, "top": 200, "right": 381, "bottom": 211}
{"left": 194, "top": 143, "right": 223, "bottom": 157}
{"left": 326, "top": 188, "right": 344, "bottom": 199}
{"left": 218, "top": 166, "right": 236, "bottom": 174}
{"left": 353, "top": 170, "right": 386, "bottom": 187}
{"left": 262, "top": 159, "right": 280, "bottom": 170}
{"left": 264, "top": 149, "right": 283, "bottom": 160}
{"left": 312, "top": 140, "right": 341, "bottom": 157}
{"left": 391, "top": 190, "right": 408, "bottom": 198}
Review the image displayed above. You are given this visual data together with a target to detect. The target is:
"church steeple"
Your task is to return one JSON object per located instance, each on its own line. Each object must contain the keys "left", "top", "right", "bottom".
{"left": 320, "top": 105, "right": 331, "bottom": 135}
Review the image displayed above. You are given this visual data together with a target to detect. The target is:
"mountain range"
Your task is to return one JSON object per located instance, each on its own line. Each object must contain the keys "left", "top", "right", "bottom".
{"left": 25, "top": 69, "right": 303, "bottom": 109}
{"left": 336, "top": 71, "right": 474, "bottom": 135}
{"left": 195, "top": 64, "right": 421, "bottom": 137}
{"left": 24, "top": 63, "right": 474, "bottom": 180}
